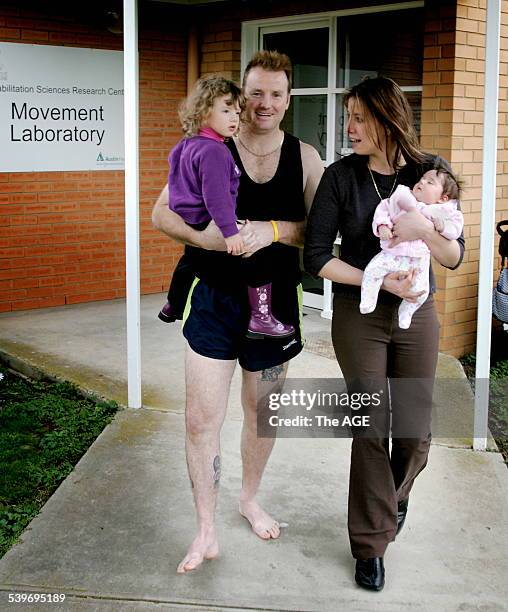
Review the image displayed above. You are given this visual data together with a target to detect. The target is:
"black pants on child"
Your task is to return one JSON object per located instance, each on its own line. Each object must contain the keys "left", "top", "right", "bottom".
{"left": 165, "top": 243, "right": 274, "bottom": 321}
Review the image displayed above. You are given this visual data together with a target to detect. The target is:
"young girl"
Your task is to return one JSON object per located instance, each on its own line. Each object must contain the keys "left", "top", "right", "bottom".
{"left": 360, "top": 160, "right": 464, "bottom": 328}
{"left": 159, "top": 75, "right": 294, "bottom": 340}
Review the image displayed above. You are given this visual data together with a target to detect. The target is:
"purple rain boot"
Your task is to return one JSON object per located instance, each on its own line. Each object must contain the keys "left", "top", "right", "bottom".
{"left": 158, "top": 301, "right": 177, "bottom": 323}
{"left": 246, "top": 283, "right": 295, "bottom": 340}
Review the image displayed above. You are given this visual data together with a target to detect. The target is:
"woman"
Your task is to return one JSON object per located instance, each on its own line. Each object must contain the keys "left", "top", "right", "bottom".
{"left": 303, "top": 77, "right": 464, "bottom": 591}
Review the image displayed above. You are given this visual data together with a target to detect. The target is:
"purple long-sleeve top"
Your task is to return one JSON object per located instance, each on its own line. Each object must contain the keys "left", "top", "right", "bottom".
{"left": 168, "top": 135, "right": 241, "bottom": 238}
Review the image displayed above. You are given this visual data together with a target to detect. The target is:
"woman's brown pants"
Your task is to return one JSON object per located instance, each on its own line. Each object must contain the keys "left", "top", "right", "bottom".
{"left": 332, "top": 294, "right": 440, "bottom": 560}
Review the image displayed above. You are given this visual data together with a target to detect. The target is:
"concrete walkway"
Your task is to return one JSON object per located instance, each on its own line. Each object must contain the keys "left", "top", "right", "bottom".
{"left": 0, "top": 294, "right": 507, "bottom": 611}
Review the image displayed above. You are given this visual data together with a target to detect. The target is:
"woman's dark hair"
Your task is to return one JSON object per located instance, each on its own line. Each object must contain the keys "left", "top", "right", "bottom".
{"left": 344, "top": 76, "right": 425, "bottom": 170}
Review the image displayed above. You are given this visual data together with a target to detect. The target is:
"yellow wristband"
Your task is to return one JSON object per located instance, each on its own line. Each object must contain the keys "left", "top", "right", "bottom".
{"left": 270, "top": 220, "right": 279, "bottom": 243}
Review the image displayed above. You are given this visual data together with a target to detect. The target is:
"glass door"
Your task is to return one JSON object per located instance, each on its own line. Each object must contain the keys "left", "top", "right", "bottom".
{"left": 248, "top": 6, "right": 424, "bottom": 313}
{"left": 260, "top": 21, "right": 330, "bottom": 309}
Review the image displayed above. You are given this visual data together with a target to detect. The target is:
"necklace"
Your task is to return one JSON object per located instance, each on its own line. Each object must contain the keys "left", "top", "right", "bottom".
{"left": 237, "top": 135, "right": 284, "bottom": 158}
{"left": 368, "top": 164, "right": 398, "bottom": 202}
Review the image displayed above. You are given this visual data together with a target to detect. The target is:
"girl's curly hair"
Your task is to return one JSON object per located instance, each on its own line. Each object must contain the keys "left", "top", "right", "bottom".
{"left": 179, "top": 75, "right": 244, "bottom": 137}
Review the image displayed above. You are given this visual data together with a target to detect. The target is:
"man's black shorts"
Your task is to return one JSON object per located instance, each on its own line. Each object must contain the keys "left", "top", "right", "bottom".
{"left": 182, "top": 278, "right": 304, "bottom": 372}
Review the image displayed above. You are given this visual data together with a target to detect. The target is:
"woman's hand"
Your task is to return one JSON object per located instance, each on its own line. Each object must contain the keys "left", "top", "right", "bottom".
{"left": 381, "top": 269, "right": 425, "bottom": 303}
{"left": 239, "top": 220, "right": 274, "bottom": 257}
{"left": 389, "top": 210, "right": 434, "bottom": 248}
{"left": 390, "top": 208, "right": 462, "bottom": 268}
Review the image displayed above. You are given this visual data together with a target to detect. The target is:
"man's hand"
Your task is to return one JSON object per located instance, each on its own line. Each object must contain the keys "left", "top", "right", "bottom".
{"left": 239, "top": 220, "right": 274, "bottom": 257}
{"left": 389, "top": 210, "right": 434, "bottom": 248}
{"left": 381, "top": 269, "right": 425, "bottom": 303}
{"left": 197, "top": 222, "right": 228, "bottom": 251}
{"left": 224, "top": 233, "right": 245, "bottom": 255}
{"left": 151, "top": 186, "right": 226, "bottom": 251}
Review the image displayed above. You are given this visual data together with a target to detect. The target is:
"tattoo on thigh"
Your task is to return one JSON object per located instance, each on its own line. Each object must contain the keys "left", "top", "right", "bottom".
{"left": 261, "top": 364, "right": 284, "bottom": 382}
{"left": 213, "top": 455, "right": 221, "bottom": 488}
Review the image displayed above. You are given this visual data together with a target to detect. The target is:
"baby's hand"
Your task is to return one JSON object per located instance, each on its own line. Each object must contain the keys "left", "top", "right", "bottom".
{"left": 378, "top": 225, "right": 393, "bottom": 241}
{"left": 225, "top": 233, "right": 245, "bottom": 256}
{"left": 432, "top": 217, "right": 445, "bottom": 233}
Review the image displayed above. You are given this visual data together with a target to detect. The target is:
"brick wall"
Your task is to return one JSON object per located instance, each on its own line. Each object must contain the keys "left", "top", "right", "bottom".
{"left": 449, "top": 0, "right": 488, "bottom": 356}
{"left": 3, "top": 0, "right": 506, "bottom": 358}
{"left": 199, "top": 0, "right": 507, "bottom": 358}
{"left": 420, "top": 0, "right": 464, "bottom": 355}
{"left": 421, "top": 0, "right": 508, "bottom": 356}
{"left": 0, "top": 2, "right": 186, "bottom": 312}
{"left": 201, "top": 28, "right": 241, "bottom": 83}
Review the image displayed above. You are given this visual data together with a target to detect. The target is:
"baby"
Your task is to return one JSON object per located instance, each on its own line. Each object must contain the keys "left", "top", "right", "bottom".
{"left": 360, "top": 159, "right": 464, "bottom": 329}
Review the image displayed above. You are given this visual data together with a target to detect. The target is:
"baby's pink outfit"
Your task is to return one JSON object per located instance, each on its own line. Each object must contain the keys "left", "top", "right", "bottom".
{"left": 360, "top": 185, "right": 463, "bottom": 329}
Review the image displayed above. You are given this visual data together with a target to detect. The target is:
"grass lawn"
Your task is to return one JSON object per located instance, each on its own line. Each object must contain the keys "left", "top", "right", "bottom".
{"left": 459, "top": 335, "right": 508, "bottom": 464}
{"left": 0, "top": 369, "right": 118, "bottom": 558}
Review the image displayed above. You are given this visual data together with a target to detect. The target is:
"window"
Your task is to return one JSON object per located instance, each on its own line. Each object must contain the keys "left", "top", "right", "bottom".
{"left": 264, "top": 28, "right": 329, "bottom": 88}
{"left": 256, "top": 20, "right": 330, "bottom": 160}
{"left": 335, "top": 9, "right": 423, "bottom": 158}
{"left": 241, "top": 3, "right": 424, "bottom": 313}
{"left": 242, "top": 3, "right": 424, "bottom": 165}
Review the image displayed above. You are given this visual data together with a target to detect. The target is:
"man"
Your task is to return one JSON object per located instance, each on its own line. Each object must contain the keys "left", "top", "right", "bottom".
{"left": 152, "top": 50, "right": 323, "bottom": 574}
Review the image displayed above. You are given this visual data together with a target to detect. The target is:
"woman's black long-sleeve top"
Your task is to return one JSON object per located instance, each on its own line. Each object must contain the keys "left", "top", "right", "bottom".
{"left": 303, "top": 153, "right": 465, "bottom": 301}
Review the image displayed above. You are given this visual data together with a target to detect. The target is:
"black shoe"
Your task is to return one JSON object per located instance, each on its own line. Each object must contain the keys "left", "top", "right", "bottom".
{"left": 355, "top": 557, "right": 385, "bottom": 591}
{"left": 397, "top": 499, "right": 409, "bottom": 535}
{"left": 158, "top": 302, "right": 177, "bottom": 323}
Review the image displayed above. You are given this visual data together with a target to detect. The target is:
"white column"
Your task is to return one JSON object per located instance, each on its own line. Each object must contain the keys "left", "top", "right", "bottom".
{"left": 322, "top": 279, "right": 333, "bottom": 319}
{"left": 123, "top": 0, "right": 142, "bottom": 409}
{"left": 473, "top": 0, "right": 501, "bottom": 450}
{"left": 320, "top": 17, "right": 337, "bottom": 320}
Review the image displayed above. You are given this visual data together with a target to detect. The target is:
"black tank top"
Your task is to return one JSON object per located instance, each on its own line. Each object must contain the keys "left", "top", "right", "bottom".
{"left": 186, "top": 132, "right": 306, "bottom": 291}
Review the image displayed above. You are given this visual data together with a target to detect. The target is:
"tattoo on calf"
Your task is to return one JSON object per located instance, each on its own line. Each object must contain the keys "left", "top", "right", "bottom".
{"left": 186, "top": 455, "right": 194, "bottom": 489}
{"left": 213, "top": 455, "right": 221, "bottom": 488}
{"left": 261, "top": 364, "right": 284, "bottom": 382}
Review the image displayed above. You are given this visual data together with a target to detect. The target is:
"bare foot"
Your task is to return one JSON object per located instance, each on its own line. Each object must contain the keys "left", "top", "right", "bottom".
{"left": 239, "top": 500, "right": 280, "bottom": 540}
{"left": 176, "top": 528, "right": 219, "bottom": 574}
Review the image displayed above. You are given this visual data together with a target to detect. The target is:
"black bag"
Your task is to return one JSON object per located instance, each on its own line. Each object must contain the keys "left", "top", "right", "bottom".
{"left": 497, "top": 220, "right": 508, "bottom": 268}
{"left": 493, "top": 221, "right": 508, "bottom": 323}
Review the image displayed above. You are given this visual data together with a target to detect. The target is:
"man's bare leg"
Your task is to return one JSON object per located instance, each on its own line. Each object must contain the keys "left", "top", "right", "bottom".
{"left": 239, "top": 363, "right": 288, "bottom": 540}
{"left": 177, "top": 344, "right": 236, "bottom": 574}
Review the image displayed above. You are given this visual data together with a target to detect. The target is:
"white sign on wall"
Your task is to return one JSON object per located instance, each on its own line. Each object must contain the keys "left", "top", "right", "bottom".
{"left": 0, "top": 43, "right": 125, "bottom": 172}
